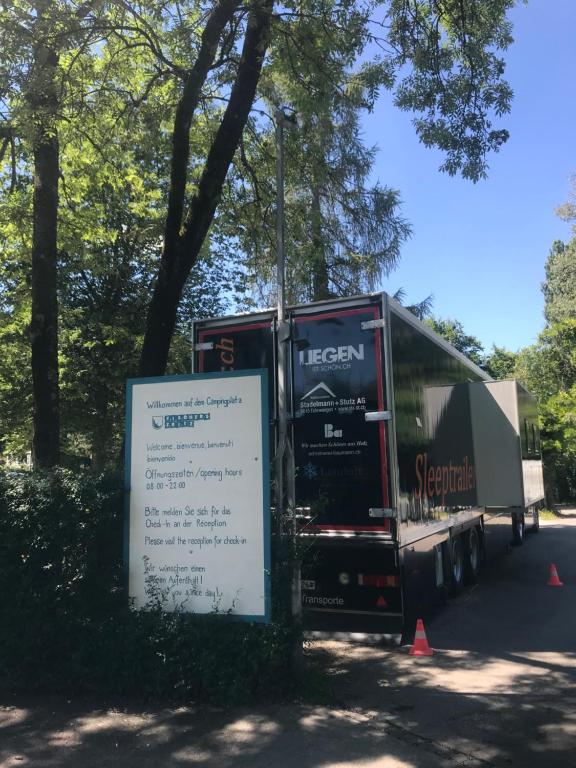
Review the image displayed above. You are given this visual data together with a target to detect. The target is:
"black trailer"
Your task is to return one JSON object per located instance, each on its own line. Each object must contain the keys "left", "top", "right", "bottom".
{"left": 192, "top": 292, "right": 545, "bottom": 640}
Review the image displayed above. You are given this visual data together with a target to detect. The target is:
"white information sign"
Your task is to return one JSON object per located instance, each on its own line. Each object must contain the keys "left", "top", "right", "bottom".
{"left": 125, "top": 371, "right": 270, "bottom": 622}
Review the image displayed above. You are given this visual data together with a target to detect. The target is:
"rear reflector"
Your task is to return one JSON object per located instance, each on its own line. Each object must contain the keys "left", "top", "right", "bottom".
{"left": 358, "top": 574, "right": 399, "bottom": 588}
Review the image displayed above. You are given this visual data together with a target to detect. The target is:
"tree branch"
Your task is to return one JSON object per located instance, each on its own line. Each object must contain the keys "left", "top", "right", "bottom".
{"left": 0, "top": 135, "right": 10, "bottom": 165}
{"left": 138, "top": 0, "right": 273, "bottom": 377}
{"left": 179, "top": 0, "right": 273, "bottom": 259}
{"left": 164, "top": 0, "right": 242, "bottom": 257}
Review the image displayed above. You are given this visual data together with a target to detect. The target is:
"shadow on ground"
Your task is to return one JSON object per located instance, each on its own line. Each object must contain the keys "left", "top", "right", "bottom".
{"left": 2, "top": 641, "right": 575, "bottom": 768}
{"left": 551, "top": 504, "right": 576, "bottom": 519}
{"left": 1, "top": 521, "right": 575, "bottom": 767}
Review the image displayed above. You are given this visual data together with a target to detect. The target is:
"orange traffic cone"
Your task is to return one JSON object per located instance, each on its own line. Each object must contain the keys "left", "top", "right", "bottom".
{"left": 409, "top": 618, "right": 434, "bottom": 656}
{"left": 547, "top": 563, "right": 564, "bottom": 587}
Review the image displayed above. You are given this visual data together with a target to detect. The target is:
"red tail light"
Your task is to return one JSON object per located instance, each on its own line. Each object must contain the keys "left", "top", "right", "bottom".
{"left": 358, "top": 574, "right": 399, "bottom": 588}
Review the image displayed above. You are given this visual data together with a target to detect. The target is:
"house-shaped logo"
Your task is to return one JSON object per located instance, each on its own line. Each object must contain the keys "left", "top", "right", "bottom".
{"left": 301, "top": 382, "right": 336, "bottom": 401}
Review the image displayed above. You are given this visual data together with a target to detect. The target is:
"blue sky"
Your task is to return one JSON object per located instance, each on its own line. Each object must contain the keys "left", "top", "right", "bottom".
{"left": 363, "top": 0, "right": 575, "bottom": 353}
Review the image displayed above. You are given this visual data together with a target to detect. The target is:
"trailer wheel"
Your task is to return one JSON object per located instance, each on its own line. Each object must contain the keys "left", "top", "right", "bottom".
{"left": 512, "top": 512, "right": 525, "bottom": 546}
{"left": 449, "top": 535, "right": 464, "bottom": 595}
{"left": 464, "top": 527, "right": 482, "bottom": 584}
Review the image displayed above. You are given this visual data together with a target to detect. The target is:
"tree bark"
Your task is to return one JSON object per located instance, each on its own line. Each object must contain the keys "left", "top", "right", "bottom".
{"left": 311, "top": 181, "right": 330, "bottom": 300}
{"left": 29, "top": 32, "right": 60, "bottom": 468}
{"left": 164, "top": 0, "right": 243, "bottom": 258}
{"left": 139, "top": 0, "right": 273, "bottom": 377}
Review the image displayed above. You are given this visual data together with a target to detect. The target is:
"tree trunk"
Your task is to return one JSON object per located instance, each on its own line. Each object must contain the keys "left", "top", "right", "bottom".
{"left": 311, "top": 181, "right": 330, "bottom": 300}
{"left": 138, "top": 0, "right": 273, "bottom": 377}
{"left": 29, "top": 36, "right": 60, "bottom": 468}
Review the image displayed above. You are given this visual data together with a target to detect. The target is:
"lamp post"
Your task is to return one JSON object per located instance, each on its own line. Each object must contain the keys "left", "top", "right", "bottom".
{"left": 275, "top": 107, "right": 291, "bottom": 518}
{"left": 275, "top": 107, "right": 301, "bottom": 648}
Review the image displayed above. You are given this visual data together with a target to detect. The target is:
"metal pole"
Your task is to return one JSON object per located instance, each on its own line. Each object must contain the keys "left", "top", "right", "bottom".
{"left": 275, "top": 108, "right": 286, "bottom": 526}
{"left": 275, "top": 108, "right": 296, "bottom": 511}
{"left": 275, "top": 108, "right": 302, "bottom": 659}
{"left": 275, "top": 107, "right": 296, "bottom": 517}
{"left": 276, "top": 108, "right": 286, "bottom": 325}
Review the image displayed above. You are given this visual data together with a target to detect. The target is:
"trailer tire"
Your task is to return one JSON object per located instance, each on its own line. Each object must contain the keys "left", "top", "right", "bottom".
{"left": 512, "top": 512, "right": 525, "bottom": 546}
{"left": 464, "top": 527, "right": 482, "bottom": 584}
{"left": 449, "top": 535, "right": 464, "bottom": 595}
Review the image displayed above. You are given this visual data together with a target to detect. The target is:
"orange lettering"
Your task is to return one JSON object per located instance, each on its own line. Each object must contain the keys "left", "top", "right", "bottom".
{"left": 415, "top": 454, "right": 424, "bottom": 499}
{"left": 427, "top": 467, "right": 435, "bottom": 498}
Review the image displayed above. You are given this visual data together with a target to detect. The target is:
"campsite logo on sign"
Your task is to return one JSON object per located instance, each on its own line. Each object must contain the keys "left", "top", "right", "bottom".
{"left": 151, "top": 413, "right": 211, "bottom": 430}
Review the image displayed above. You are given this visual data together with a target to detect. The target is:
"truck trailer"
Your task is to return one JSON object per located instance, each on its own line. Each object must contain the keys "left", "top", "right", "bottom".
{"left": 192, "top": 292, "right": 545, "bottom": 640}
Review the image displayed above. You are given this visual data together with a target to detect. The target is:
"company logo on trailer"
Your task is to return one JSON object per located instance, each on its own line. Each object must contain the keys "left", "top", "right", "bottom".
{"left": 214, "top": 337, "right": 234, "bottom": 371}
{"left": 324, "top": 424, "right": 343, "bottom": 438}
{"left": 299, "top": 344, "right": 364, "bottom": 370}
{"left": 302, "top": 595, "right": 345, "bottom": 607}
{"left": 301, "top": 382, "right": 337, "bottom": 401}
{"left": 303, "top": 462, "right": 318, "bottom": 480}
{"left": 415, "top": 452, "right": 476, "bottom": 506}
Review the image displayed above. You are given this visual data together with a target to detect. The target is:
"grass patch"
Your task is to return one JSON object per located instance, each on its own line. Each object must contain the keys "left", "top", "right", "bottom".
{"left": 539, "top": 508, "right": 562, "bottom": 520}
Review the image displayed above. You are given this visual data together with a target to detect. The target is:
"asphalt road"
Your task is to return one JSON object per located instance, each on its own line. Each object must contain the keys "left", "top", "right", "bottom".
{"left": 318, "top": 512, "right": 576, "bottom": 767}
{"left": 1, "top": 514, "right": 575, "bottom": 767}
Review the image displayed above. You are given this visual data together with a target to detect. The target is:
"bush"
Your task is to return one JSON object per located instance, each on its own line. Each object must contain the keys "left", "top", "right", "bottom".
{"left": 0, "top": 470, "right": 300, "bottom": 704}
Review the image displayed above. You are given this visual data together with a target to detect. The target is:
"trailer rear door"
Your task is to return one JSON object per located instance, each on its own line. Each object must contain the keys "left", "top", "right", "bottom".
{"left": 291, "top": 301, "right": 391, "bottom": 533}
{"left": 194, "top": 300, "right": 392, "bottom": 534}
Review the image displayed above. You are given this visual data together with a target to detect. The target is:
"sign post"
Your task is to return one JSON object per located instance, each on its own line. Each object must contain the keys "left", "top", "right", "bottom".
{"left": 125, "top": 370, "right": 270, "bottom": 622}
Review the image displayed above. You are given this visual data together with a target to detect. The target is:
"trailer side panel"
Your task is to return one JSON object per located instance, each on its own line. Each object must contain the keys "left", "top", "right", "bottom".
{"left": 389, "top": 309, "right": 485, "bottom": 531}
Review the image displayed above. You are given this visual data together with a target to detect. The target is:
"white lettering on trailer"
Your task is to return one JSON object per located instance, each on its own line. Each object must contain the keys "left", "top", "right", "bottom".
{"left": 302, "top": 595, "right": 345, "bottom": 607}
{"left": 299, "top": 344, "right": 364, "bottom": 366}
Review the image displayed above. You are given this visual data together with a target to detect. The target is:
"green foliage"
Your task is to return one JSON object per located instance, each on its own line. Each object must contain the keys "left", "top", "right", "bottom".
{"left": 514, "top": 319, "right": 576, "bottom": 500}
{"left": 234, "top": 1, "right": 412, "bottom": 303}
{"left": 426, "top": 316, "right": 486, "bottom": 367}
{"left": 426, "top": 317, "right": 519, "bottom": 381}
{"left": 0, "top": 13, "right": 238, "bottom": 465}
{"left": 233, "top": 0, "right": 517, "bottom": 303}
{"left": 484, "top": 345, "right": 517, "bottom": 379}
{"left": 0, "top": 300, "right": 32, "bottom": 457}
{"left": 238, "top": 104, "right": 411, "bottom": 304}
{"left": 391, "top": 287, "right": 433, "bottom": 320}
{"left": 0, "top": 470, "right": 298, "bottom": 703}
{"left": 539, "top": 386, "right": 576, "bottom": 501}
{"left": 388, "top": 0, "right": 516, "bottom": 181}
{"left": 511, "top": 178, "right": 576, "bottom": 500}
{"left": 0, "top": 1, "right": 519, "bottom": 460}
{"left": 542, "top": 239, "right": 576, "bottom": 325}
{"left": 555, "top": 172, "right": 576, "bottom": 229}
{"left": 515, "top": 320, "right": 576, "bottom": 400}
{"left": 538, "top": 508, "right": 562, "bottom": 521}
